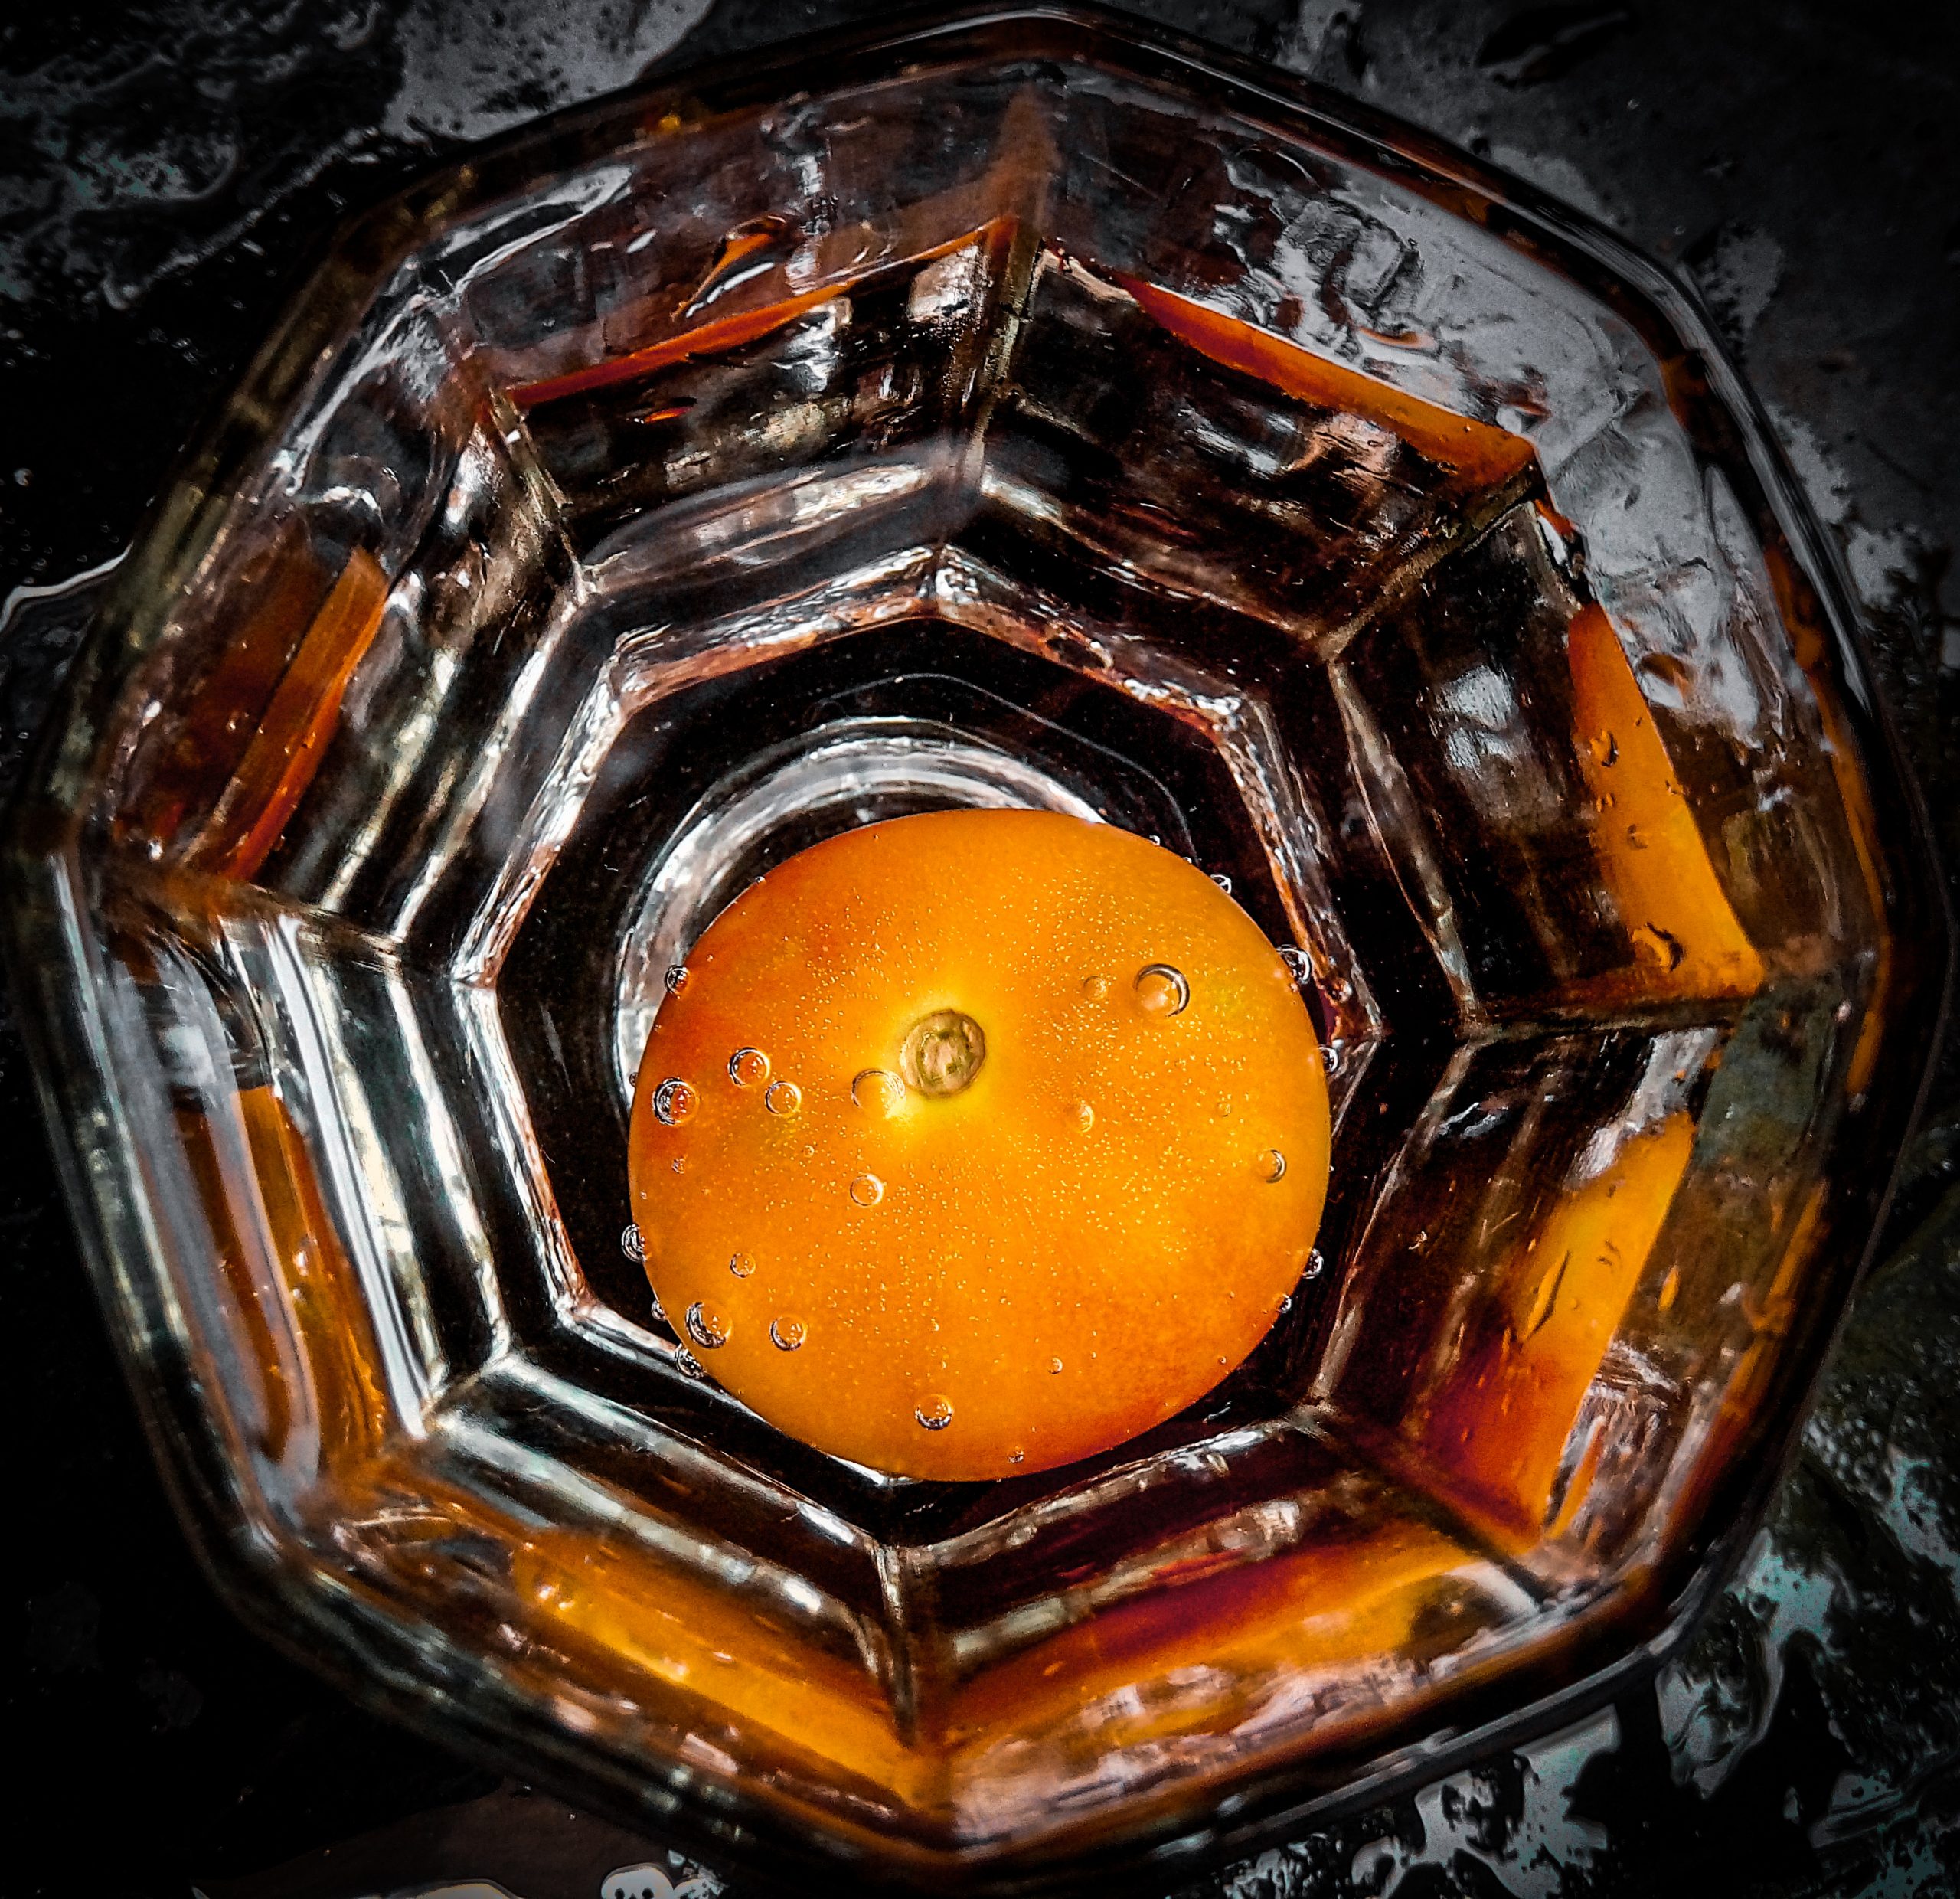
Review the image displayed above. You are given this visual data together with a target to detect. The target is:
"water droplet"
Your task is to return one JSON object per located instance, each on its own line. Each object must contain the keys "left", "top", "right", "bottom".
{"left": 1256, "top": 1148, "right": 1288, "bottom": 1183}
{"left": 673, "top": 1345, "right": 706, "bottom": 1380}
{"left": 1071, "top": 1100, "right": 1095, "bottom": 1132}
{"left": 1214, "top": 1096, "right": 1232, "bottom": 1119}
{"left": 1210, "top": 871, "right": 1233, "bottom": 894}
{"left": 1276, "top": 1293, "right": 1293, "bottom": 1315}
{"left": 728, "top": 1046, "right": 770, "bottom": 1087}
{"left": 652, "top": 1077, "right": 697, "bottom": 1125}
{"left": 916, "top": 1394, "right": 954, "bottom": 1432}
{"left": 1632, "top": 923, "right": 1685, "bottom": 972}
{"left": 684, "top": 1300, "right": 731, "bottom": 1349}
{"left": 648, "top": 1288, "right": 666, "bottom": 1323}
{"left": 849, "top": 1173, "right": 885, "bottom": 1208}
{"left": 1047, "top": 1357, "right": 1064, "bottom": 1374}
{"left": 665, "top": 965, "right": 690, "bottom": 995}
{"left": 1278, "top": 945, "right": 1311, "bottom": 985}
{"left": 770, "top": 1314, "right": 807, "bottom": 1352}
{"left": 852, "top": 1068, "right": 906, "bottom": 1116}
{"left": 1008, "top": 1447, "right": 1025, "bottom": 1465}
{"left": 1625, "top": 823, "right": 1648, "bottom": 850}
{"left": 670, "top": 1156, "right": 684, "bottom": 1175}
{"left": 1081, "top": 974, "right": 1112, "bottom": 1002}
{"left": 1134, "top": 963, "right": 1190, "bottom": 1017}
{"left": 901, "top": 1011, "right": 986, "bottom": 1097}
{"left": 729, "top": 1250, "right": 755, "bottom": 1278}
{"left": 620, "top": 1222, "right": 645, "bottom": 1263}
{"left": 1304, "top": 1248, "right": 1326, "bottom": 1280}
{"left": 1588, "top": 731, "right": 1619, "bottom": 768}
{"left": 764, "top": 1080, "right": 802, "bottom": 1116}
{"left": 1321, "top": 1040, "right": 1345, "bottom": 1076}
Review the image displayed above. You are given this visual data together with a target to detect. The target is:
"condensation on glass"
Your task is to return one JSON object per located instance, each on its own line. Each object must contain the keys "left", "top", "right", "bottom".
{"left": 5, "top": 9, "right": 1944, "bottom": 1891}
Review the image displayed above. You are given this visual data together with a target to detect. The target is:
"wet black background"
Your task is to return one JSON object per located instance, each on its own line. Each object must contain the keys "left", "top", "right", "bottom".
{"left": 2, "top": 3, "right": 1956, "bottom": 1895}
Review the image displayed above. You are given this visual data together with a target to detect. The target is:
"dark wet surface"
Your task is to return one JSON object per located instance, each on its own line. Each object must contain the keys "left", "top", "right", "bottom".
{"left": 2, "top": 2, "right": 1955, "bottom": 1894}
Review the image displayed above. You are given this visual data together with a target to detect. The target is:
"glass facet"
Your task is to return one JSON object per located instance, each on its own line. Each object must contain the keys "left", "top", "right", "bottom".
{"left": 5, "top": 8, "right": 1945, "bottom": 1890}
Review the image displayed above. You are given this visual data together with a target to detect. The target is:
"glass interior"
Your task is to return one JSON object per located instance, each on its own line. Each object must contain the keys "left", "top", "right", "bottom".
{"left": 6, "top": 12, "right": 1941, "bottom": 1889}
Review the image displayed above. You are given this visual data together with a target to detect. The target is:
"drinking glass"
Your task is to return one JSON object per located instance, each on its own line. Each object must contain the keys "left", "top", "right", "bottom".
{"left": 5, "top": 6, "right": 1945, "bottom": 1888}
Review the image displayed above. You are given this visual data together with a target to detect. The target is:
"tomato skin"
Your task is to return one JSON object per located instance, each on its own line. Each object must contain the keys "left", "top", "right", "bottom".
{"left": 629, "top": 809, "right": 1331, "bottom": 1480}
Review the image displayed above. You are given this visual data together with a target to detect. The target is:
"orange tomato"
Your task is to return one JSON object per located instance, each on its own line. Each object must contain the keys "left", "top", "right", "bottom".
{"left": 629, "top": 809, "right": 1330, "bottom": 1479}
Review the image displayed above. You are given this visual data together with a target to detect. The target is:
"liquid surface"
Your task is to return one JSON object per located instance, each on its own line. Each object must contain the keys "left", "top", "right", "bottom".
{"left": 628, "top": 809, "right": 1331, "bottom": 1478}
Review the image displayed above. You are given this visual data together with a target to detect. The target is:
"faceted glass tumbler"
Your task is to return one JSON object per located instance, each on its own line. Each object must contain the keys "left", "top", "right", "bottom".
{"left": 6, "top": 6, "right": 1946, "bottom": 1890}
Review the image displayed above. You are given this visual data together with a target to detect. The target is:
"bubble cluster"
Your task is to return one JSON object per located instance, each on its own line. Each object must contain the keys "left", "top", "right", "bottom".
{"left": 652, "top": 1077, "right": 697, "bottom": 1125}
{"left": 1134, "top": 963, "right": 1190, "bottom": 1017}
{"left": 728, "top": 1046, "right": 770, "bottom": 1087}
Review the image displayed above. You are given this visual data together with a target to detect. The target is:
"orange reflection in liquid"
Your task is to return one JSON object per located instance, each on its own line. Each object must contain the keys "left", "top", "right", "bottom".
{"left": 1566, "top": 606, "right": 1764, "bottom": 999}
{"left": 175, "top": 1097, "right": 299, "bottom": 1463}
{"left": 941, "top": 1512, "right": 1496, "bottom": 1759}
{"left": 510, "top": 221, "right": 1014, "bottom": 413}
{"left": 187, "top": 549, "right": 389, "bottom": 882}
{"left": 116, "top": 541, "right": 388, "bottom": 878}
{"left": 1112, "top": 274, "right": 1538, "bottom": 491}
{"left": 1413, "top": 1109, "right": 1695, "bottom": 1548}
{"left": 508, "top": 1530, "right": 942, "bottom": 1818}
{"left": 235, "top": 1083, "right": 393, "bottom": 1464}
{"left": 116, "top": 521, "right": 328, "bottom": 854}
{"left": 175, "top": 1074, "right": 390, "bottom": 1472}
{"left": 498, "top": 1490, "right": 1512, "bottom": 1837}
